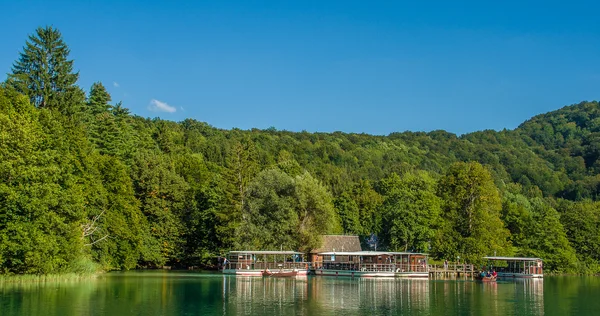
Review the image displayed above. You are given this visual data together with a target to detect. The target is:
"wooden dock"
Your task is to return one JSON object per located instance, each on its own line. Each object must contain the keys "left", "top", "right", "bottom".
{"left": 428, "top": 264, "right": 475, "bottom": 279}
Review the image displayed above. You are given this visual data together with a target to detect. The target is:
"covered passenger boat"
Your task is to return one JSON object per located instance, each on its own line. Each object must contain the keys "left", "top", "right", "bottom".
{"left": 222, "top": 250, "right": 309, "bottom": 276}
{"left": 312, "top": 251, "right": 429, "bottom": 278}
{"left": 483, "top": 256, "right": 543, "bottom": 278}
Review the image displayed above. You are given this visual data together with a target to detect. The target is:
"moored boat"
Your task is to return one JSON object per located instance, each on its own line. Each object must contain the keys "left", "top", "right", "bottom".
{"left": 311, "top": 251, "right": 429, "bottom": 278}
{"left": 483, "top": 256, "right": 543, "bottom": 279}
{"left": 221, "top": 251, "right": 309, "bottom": 276}
{"left": 262, "top": 269, "right": 299, "bottom": 277}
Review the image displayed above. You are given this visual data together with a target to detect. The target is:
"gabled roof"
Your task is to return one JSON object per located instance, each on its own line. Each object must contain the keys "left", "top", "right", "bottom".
{"left": 311, "top": 235, "right": 362, "bottom": 253}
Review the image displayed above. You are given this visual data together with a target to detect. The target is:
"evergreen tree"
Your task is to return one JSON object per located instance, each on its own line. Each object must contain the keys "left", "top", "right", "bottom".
{"left": 130, "top": 151, "right": 189, "bottom": 266}
{"left": 226, "top": 138, "right": 259, "bottom": 220}
{"left": 112, "top": 102, "right": 130, "bottom": 117}
{"left": 83, "top": 82, "right": 127, "bottom": 156}
{"left": 8, "top": 26, "right": 84, "bottom": 116}
{"left": 86, "top": 82, "right": 112, "bottom": 115}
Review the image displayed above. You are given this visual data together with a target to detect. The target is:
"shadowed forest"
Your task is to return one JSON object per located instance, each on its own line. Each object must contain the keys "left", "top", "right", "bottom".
{"left": 2, "top": 27, "right": 600, "bottom": 275}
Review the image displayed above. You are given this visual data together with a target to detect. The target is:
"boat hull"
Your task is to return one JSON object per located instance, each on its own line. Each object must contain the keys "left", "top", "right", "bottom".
{"left": 223, "top": 269, "right": 308, "bottom": 277}
{"left": 312, "top": 269, "right": 428, "bottom": 278}
{"left": 262, "top": 270, "right": 299, "bottom": 277}
{"left": 475, "top": 276, "right": 497, "bottom": 282}
{"left": 396, "top": 272, "right": 429, "bottom": 278}
{"left": 496, "top": 272, "right": 543, "bottom": 278}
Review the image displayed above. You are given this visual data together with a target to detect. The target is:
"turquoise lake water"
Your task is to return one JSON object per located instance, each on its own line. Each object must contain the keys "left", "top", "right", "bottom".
{"left": 2, "top": 271, "right": 600, "bottom": 315}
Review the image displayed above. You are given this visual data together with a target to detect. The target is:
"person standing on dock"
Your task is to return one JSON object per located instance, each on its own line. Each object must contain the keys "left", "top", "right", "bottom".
{"left": 444, "top": 260, "right": 448, "bottom": 270}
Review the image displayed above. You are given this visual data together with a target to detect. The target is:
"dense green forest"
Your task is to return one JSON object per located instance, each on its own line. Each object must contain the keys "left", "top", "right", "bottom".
{"left": 2, "top": 27, "right": 600, "bottom": 275}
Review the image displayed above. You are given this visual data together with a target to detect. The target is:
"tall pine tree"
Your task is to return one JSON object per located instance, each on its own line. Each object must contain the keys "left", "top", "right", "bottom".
{"left": 87, "top": 82, "right": 112, "bottom": 115}
{"left": 8, "top": 26, "right": 84, "bottom": 115}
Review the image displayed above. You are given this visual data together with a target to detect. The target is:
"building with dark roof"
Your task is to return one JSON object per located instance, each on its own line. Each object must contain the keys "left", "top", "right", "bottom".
{"left": 310, "top": 235, "right": 361, "bottom": 263}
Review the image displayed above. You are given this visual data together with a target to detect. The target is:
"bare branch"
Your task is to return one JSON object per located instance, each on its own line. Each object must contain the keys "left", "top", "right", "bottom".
{"left": 85, "top": 234, "right": 109, "bottom": 246}
{"left": 81, "top": 209, "right": 109, "bottom": 244}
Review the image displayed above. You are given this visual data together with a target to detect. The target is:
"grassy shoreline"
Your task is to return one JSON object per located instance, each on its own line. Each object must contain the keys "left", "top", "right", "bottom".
{"left": 0, "top": 273, "right": 99, "bottom": 284}
{"left": 0, "top": 269, "right": 594, "bottom": 285}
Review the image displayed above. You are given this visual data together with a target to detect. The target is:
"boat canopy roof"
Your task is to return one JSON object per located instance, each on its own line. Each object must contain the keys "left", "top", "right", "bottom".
{"left": 228, "top": 250, "right": 303, "bottom": 255}
{"left": 483, "top": 256, "right": 542, "bottom": 261}
{"left": 317, "top": 251, "right": 427, "bottom": 256}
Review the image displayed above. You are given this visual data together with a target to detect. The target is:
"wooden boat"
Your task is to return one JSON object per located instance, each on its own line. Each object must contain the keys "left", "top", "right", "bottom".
{"left": 221, "top": 251, "right": 309, "bottom": 276}
{"left": 475, "top": 275, "right": 497, "bottom": 282}
{"left": 262, "top": 269, "right": 299, "bottom": 277}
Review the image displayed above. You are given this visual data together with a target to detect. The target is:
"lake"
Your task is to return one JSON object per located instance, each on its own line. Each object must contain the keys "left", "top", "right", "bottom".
{"left": 1, "top": 271, "right": 599, "bottom": 315}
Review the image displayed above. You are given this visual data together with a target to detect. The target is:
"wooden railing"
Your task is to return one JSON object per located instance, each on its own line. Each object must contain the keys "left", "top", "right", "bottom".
{"left": 311, "top": 262, "right": 428, "bottom": 273}
{"left": 224, "top": 262, "right": 309, "bottom": 270}
{"left": 360, "top": 263, "right": 428, "bottom": 273}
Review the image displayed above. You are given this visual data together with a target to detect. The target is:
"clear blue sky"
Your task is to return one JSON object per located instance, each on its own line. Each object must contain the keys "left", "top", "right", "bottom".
{"left": 2, "top": 1, "right": 599, "bottom": 135}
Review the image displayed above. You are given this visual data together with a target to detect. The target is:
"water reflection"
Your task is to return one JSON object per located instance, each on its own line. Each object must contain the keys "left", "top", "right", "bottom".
{"left": 220, "top": 276, "right": 431, "bottom": 314}
{"left": 223, "top": 276, "right": 308, "bottom": 315}
{"left": 306, "top": 278, "right": 430, "bottom": 313}
{"left": 428, "top": 278, "right": 544, "bottom": 315}
{"left": 0, "top": 272, "right": 556, "bottom": 316}
{"left": 543, "top": 276, "right": 600, "bottom": 314}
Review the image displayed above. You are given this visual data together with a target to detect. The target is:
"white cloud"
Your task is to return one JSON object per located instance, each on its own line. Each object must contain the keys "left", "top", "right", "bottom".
{"left": 113, "top": 82, "right": 120, "bottom": 88}
{"left": 148, "top": 99, "right": 177, "bottom": 113}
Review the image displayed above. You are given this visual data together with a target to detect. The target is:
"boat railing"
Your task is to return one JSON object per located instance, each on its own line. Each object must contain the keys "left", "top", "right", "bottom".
{"left": 428, "top": 264, "right": 475, "bottom": 273}
{"left": 224, "top": 262, "right": 309, "bottom": 271}
{"left": 312, "top": 262, "right": 429, "bottom": 273}
{"left": 361, "top": 263, "right": 428, "bottom": 273}
{"left": 495, "top": 266, "right": 543, "bottom": 275}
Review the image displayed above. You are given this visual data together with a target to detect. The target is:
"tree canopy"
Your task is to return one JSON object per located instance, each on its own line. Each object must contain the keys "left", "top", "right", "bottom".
{"left": 3, "top": 27, "right": 600, "bottom": 274}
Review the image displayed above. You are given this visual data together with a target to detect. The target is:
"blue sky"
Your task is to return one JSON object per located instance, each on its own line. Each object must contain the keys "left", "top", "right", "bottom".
{"left": 2, "top": 1, "right": 599, "bottom": 135}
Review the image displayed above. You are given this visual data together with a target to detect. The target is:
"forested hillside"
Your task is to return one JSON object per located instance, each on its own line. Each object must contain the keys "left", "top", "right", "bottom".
{"left": 2, "top": 27, "right": 600, "bottom": 275}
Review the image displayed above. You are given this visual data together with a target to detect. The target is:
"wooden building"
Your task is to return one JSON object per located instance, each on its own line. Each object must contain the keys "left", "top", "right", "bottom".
{"left": 310, "top": 235, "right": 362, "bottom": 264}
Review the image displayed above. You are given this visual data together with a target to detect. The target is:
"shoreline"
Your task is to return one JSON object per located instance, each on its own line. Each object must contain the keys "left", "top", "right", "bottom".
{"left": 0, "top": 269, "right": 595, "bottom": 285}
{"left": 0, "top": 273, "right": 100, "bottom": 284}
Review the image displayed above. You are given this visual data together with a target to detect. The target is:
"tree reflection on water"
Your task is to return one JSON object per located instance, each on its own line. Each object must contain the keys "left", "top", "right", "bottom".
{"left": 0, "top": 272, "right": 559, "bottom": 316}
